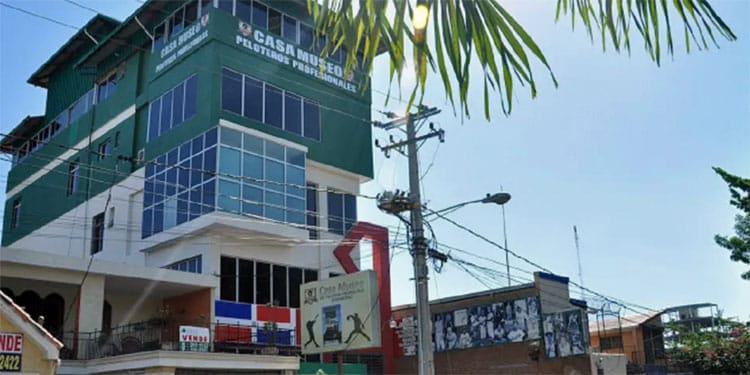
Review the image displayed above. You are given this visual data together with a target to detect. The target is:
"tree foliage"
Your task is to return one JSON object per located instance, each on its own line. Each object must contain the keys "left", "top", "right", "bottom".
{"left": 307, "top": 0, "right": 736, "bottom": 120}
{"left": 669, "top": 324, "right": 750, "bottom": 374}
{"left": 713, "top": 167, "right": 750, "bottom": 280}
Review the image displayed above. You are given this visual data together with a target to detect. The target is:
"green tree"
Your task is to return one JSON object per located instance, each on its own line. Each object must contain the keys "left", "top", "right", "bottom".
{"left": 714, "top": 167, "right": 750, "bottom": 280}
{"left": 307, "top": 0, "right": 736, "bottom": 119}
{"left": 668, "top": 323, "right": 750, "bottom": 374}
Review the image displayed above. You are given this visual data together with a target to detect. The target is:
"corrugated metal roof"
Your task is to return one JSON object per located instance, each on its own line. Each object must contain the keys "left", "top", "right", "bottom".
{"left": 28, "top": 14, "right": 120, "bottom": 88}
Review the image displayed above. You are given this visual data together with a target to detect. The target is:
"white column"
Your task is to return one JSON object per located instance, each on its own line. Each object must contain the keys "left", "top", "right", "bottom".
{"left": 77, "top": 273, "right": 105, "bottom": 333}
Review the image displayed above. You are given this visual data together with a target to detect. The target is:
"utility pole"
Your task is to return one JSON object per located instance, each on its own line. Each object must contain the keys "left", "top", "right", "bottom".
{"left": 374, "top": 105, "right": 442, "bottom": 375}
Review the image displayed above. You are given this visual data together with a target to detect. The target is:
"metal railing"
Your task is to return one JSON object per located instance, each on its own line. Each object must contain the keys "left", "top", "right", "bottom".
{"left": 60, "top": 319, "right": 299, "bottom": 360}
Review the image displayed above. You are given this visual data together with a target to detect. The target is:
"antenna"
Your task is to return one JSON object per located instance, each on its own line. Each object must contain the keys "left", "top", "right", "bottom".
{"left": 574, "top": 225, "right": 585, "bottom": 300}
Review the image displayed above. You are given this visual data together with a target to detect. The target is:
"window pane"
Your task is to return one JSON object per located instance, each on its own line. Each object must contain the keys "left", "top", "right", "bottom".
{"left": 252, "top": 1, "right": 267, "bottom": 29}
{"left": 238, "top": 259, "right": 254, "bottom": 303}
{"left": 256, "top": 262, "right": 271, "bottom": 305}
{"left": 218, "top": 179, "right": 241, "bottom": 213}
{"left": 327, "top": 192, "right": 343, "bottom": 234}
{"left": 200, "top": 0, "right": 212, "bottom": 16}
{"left": 265, "top": 191, "right": 284, "bottom": 221}
{"left": 219, "top": 146, "right": 241, "bottom": 176}
{"left": 192, "top": 134, "right": 204, "bottom": 153}
{"left": 177, "top": 191, "right": 189, "bottom": 224}
{"left": 185, "top": 1, "right": 198, "bottom": 24}
{"left": 282, "top": 15, "right": 297, "bottom": 42}
{"left": 178, "top": 161, "right": 190, "bottom": 191}
{"left": 268, "top": 9, "right": 281, "bottom": 36}
{"left": 172, "top": 82, "right": 185, "bottom": 126}
{"left": 184, "top": 75, "right": 198, "bottom": 120}
{"left": 344, "top": 194, "right": 357, "bottom": 233}
{"left": 222, "top": 68, "right": 242, "bottom": 115}
{"left": 284, "top": 92, "right": 302, "bottom": 135}
{"left": 303, "top": 100, "right": 320, "bottom": 140}
{"left": 202, "top": 179, "right": 215, "bottom": 213}
{"left": 243, "top": 76, "right": 263, "bottom": 122}
{"left": 286, "top": 148, "right": 305, "bottom": 167}
{"left": 306, "top": 184, "right": 318, "bottom": 239}
{"left": 264, "top": 85, "right": 283, "bottom": 129}
{"left": 148, "top": 98, "right": 161, "bottom": 141}
{"left": 153, "top": 203, "right": 164, "bottom": 234}
{"left": 236, "top": 0, "right": 252, "bottom": 23}
{"left": 142, "top": 208, "right": 152, "bottom": 239}
{"left": 190, "top": 154, "right": 202, "bottom": 186}
{"left": 304, "top": 269, "right": 318, "bottom": 283}
{"left": 272, "top": 265, "right": 287, "bottom": 306}
{"left": 166, "top": 168, "right": 177, "bottom": 196}
{"left": 172, "top": 9, "right": 185, "bottom": 35}
{"left": 160, "top": 91, "right": 173, "bottom": 134}
{"left": 190, "top": 186, "right": 202, "bottom": 219}
{"left": 220, "top": 256, "right": 237, "bottom": 301}
{"left": 242, "top": 185, "right": 263, "bottom": 216}
{"left": 204, "top": 146, "right": 217, "bottom": 176}
{"left": 299, "top": 24, "right": 313, "bottom": 50}
{"left": 154, "top": 22, "right": 166, "bottom": 50}
{"left": 205, "top": 127, "right": 218, "bottom": 147}
{"left": 220, "top": 127, "right": 242, "bottom": 148}
{"left": 286, "top": 166, "right": 304, "bottom": 197}
{"left": 289, "top": 268, "right": 302, "bottom": 308}
{"left": 265, "top": 142, "right": 284, "bottom": 161}
{"left": 243, "top": 133, "right": 263, "bottom": 154}
{"left": 265, "top": 159, "right": 284, "bottom": 192}
{"left": 243, "top": 153, "right": 263, "bottom": 183}
{"left": 217, "top": 0, "right": 233, "bottom": 14}
{"left": 287, "top": 196, "right": 305, "bottom": 224}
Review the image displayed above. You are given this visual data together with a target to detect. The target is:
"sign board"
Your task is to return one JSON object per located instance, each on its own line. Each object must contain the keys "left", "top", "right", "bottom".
{"left": 0, "top": 333, "right": 23, "bottom": 372}
{"left": 300, "top": 270, "right": 380, "bottom": 354}
{"left": 154, "top": 14, "right": 211, "bottom": 74}
{"left": 542, "top": 309, "right": 587, "bottom": 358}
{"left": 179, "top": 326, "right": 210, "bottom": 352}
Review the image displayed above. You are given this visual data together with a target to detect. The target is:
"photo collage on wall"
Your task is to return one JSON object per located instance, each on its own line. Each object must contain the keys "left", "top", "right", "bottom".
{"left": 541, "top": 309, "right": 587, "bottom": 358}
{"left": 432, "top": 296, "right": 541, "bottom": 352}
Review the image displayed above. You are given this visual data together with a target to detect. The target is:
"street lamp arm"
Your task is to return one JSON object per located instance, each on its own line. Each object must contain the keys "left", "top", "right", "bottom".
{"left": 423, "top": 192, "right": 511, "bottom": 218}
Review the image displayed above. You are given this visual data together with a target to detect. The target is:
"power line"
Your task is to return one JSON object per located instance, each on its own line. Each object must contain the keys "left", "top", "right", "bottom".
{"left": 0, "top": 1, "right": 79, "bottom": 30}
{"left": 63, "top": 0, "right": 100, "bottom": 15}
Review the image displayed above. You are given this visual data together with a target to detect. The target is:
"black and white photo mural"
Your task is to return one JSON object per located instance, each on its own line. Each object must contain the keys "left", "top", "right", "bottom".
{"left": 430, "top": 296, "right": 542, "bottom": 353}
{"left": 541, "top": 309, "right": 587, "bottom": 358}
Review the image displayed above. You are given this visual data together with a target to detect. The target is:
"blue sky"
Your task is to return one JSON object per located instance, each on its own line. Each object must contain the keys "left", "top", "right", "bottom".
{"left": 1, "top": 1, "right": 748, "bottom": 321}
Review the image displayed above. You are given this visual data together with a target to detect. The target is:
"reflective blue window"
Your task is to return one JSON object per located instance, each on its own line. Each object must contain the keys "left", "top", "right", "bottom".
{"left": 142, "top": 208, "right": 152, "bottom": 239}
{"left": 184, "top": 75, "right": 198, "bottom": 120}
{"left": 149, "top": 75, "right": 197, "bottom": 142}
{"left": 205, "top": 128, "right": 218, "bottom": 147}
{"left": 243, "top": 153, "right": 263, "bottom": 184}
{"left": 219, "top": 179, "right": 241, "bottom": 213}
{"left": 265, "top": 85, "right": 283, "bottom": 129}
{"left": 172, "top": 82, "right": 184, "bottom": 126}
{"left": 220, "top": 127, "right": 242, "bottom": 148}
{"left": 284, "top": 93, "right": 302, "bottom": 136}
{"left": 160, "top": 91, "right": 173, "bottom": 134}
{"left": 222, "top": 68, "right": 243, "bottom": 115}
{"left": 252, "top": 1, "right": 267, "bottom": 28}
{"left": 220, "top": 147, "right": 241, "bottom": 175}
{"left": 243, "top": 133, "right": 263, "bottom": 154}
{"left": 237, "top": 0, "right": 252, "bottom": 23}
{"left": 190, "top": 187, "right": 202, "bottom": 220}
{"left": 265, "top": 159, "right": 284, "bottom": 192}
{"left": 327, "top": 192, "right": 344, "bottom": 235}
{"left": 286, "top": 148, "right": 304, "bottom": 167}
{"left": 244, "top": 77, "right": 263, "bottom": 122}
{"left": 304, "top": 100, "right": 321, "bottom": 141}
{"left": 242, "top": 185, "right": 263, "bottom": 216}
{"left": 266, "top": 142, "right": 284, "bottom": 161}
{"left": 148, "top": 99, "right": 161, "bottom": 141}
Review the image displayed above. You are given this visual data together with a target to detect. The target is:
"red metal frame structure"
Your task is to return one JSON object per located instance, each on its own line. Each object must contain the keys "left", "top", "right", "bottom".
{"left": 331, "top": 221, "right": 394, "bottom": 374}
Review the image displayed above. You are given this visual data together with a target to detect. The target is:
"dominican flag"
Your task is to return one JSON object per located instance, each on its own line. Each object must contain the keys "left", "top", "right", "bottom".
{"left": 214, "top": 300, "right": 301, "bottom": 346}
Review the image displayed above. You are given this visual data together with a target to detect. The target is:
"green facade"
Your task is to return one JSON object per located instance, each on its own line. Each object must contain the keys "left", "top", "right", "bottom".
{"left": 2, "top": 2, "right": 373, "bottom": 246}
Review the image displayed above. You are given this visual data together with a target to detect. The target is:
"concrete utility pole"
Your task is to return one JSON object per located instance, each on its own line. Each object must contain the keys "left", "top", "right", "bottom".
{"left": 374, "top": 105, "right": 442, "bottom": 375}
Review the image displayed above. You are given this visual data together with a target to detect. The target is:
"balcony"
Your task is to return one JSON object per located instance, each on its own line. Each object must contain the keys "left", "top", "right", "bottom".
{"left": 60, "top": 319, "right": 300, "bottom": 361}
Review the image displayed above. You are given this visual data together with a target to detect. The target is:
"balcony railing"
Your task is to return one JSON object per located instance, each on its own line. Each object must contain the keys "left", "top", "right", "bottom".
{"left": 60, "top": 319, "right": 300, "bottom": 360}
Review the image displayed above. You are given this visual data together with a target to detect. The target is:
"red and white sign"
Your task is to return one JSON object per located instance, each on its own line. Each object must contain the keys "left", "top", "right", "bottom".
{"left": 0, "top": 333, "right": 22, "bottom": 353}
{"left": 179, "top": 326, "right": 209, "bottom": 343}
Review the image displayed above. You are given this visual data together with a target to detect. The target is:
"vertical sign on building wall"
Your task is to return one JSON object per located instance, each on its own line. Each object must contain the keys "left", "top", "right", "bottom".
{"left": 542, "top": 309, "right": 587, "bottom": 358}
{"left": 0, "top": 332, "right": 23, "bottom": 372}
{"left": 300, "top": 270, "right": 381, "bottom": 354}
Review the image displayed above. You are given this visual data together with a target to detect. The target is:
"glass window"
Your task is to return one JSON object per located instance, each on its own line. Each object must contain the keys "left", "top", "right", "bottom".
{"left": 219, "top": 146, "right": 241, "bottom": 175}
{"left": 160, "top": 90, "right": 173, "bottom": 134}
{"left": 252, "top": 1, "right": 267, "bottom": 29}
{"left": 265, "top": 159, "right": 284, "bottom": 192}
{"left": 284, "top": 92, "right": 302, "bottom": 135}
{"left": 172, "top": 8, "right": 185, "bottom": 35}
{"left": 67, "top": 160, "right": 80, "bottom": 196}
{"left": 238, "top": 259, "right": 254, "bottom": 303}
{"left": 154, "top": 22, "right": 167, "bottom": 50}
{"left": 243, "top": 77, "right": 263, "bottom": 122}
{"left": 299, "top": 24, "right": 313, "bottom": 50}
{"left": 242, "top": 185, "right": 263, "bottom": 215}
{"left": 243, "top": 133, "right": 263, "bottom": 154}
{"left": 190, "top": 186, "right": 202, "bottom": 219}
{"left": 98, "top": 139, "right": 112, "bottom": 160}
{"left": 200, "top": 0, "right": 212, "bottom": 16}
{"left": 286, "top": 166, "right": 304, "bottom": 197}
{"left": 141, "top": 208, "right": 152, "bottom": 238}
{"left": 272, "top": 265, "right": 287, "bottom": 306}
{"left": 10, "top": 198, "right": 21, "bottom": 230}
{"left": 236, "top": 0, "right": 252, "bottom": 23}
{"left": 202, "top": 179, "right": 216, "bottom": 213}
{"left": 327, "top": 191, "right": 343, "bottom": 234}
{"left": 205, "top": 127, "right": 218, "bottom": 147}
{"left": 304, "top": 269, "right": 318, "bottom": 283}
{"left": 243, "top": 153, "right": 263, "bottom": 182}
{"left": 217, "top": 0, "right": 233, "bottom": 14}
{"left": 265, "top": 142, "right": 284, "bottom": 161}
{"left": 268, "top": 9, "right": 282, "bottom": 36}
{"left": 265, "top": 191, "right": 285, "bottom": 221}
{"left": 204, "top": 146, "right": 217, "bottom": 175}
{"left": 222, "top": 68, "right": 243, "bottom": 115}
{"left": 185, "top": 1, "right": 198, "bottom": 24}
{"left": 172, "top": 82, "right": 185, "bottom": 126}
{"left": 264, "top": 85, "right": 283, "bottom": 129}
{"left": 344, "top": 193, "right": 357, "bottom": 233}
{"left": 306, "top": 183, "right": 318, "bottom": 239}
{"left": 304, "top": 100, "right": 321, "bottom": 140}
{"left": 218, "top": 179, "right": 241, "bottom": 213}
{"left": 287, "top": 196, "right": 305, "bottom": 224}
{"left": 153, "top": 203, "right": 164, "bottom": 234}
{"left": 220, "top": 256, "right": 237, "bottom": 301}
{"left": 220, "top": 127, "right": 242, "bottom": 148}
{"left": 184, "top": 75, "right": 198, "bottom": 120}
{"left": 289, "top": 267, "right": 302, "bottom": 308}
{"left": 256, "top": 262, "right": 271, "bottom": 304}
{"left": 286, "top": 148, "right": 305, "bottom": 167}
{"left": 282, "top": 15, "right": 297, "bottom": 42}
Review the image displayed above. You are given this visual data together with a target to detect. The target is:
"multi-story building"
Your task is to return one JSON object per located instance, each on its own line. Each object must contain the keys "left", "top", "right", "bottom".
{"left": 0, "top": 1, "right": 384, "bottom": 373}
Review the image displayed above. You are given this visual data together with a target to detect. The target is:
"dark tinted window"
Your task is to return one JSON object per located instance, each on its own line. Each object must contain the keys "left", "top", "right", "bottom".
{"left": 243, "top": 77, "right": 263, "bottom": 122}
{"left": 265, "top": 85, "right": 283, "bottom": 128}
{"left": 307, "top": 183, "right": 318, "bottom": 239}
{"left": 328, "top": 191, "right": 343, "bottom": 234}
{"left": 304, "top": 100, "right": 320, "bottom": 140}
{"left": 252, "top": 1, "right": 267, "bottom": 28}
{"left": 304, "top": 269, "right": 318, "bottom": 283}
{"left": 184, "top": 75, "right": 198, "bottom": 120}
{"left": 284, "top": 93, "right": 302, "bottom": 135}
{"left": 256, "top": 262, "right": 271, "bottom": 304}
{"left": 172, "top": 82, "right": 185, "bottom": 126}
{"left": 238, "top": 259, "right": 254, "bottom": 303}
{"left": 268, "top": 9, "right": 282, "bottom": 35}
{"left": 222, "top": 69, "right": 242, "bottom": 114}
{"left": 236, "top": 0, "right": 252, "bottom": 23}
{"left": 217, "top": 0, "right": 233, "bottom": 13}
{"left": 289, "top": 267, "right": 302, "bottom": 308}
{"left": 299, "top": 24, "right": 313, "bottom": 49}
{"left": 148, "top": 98, "right": 161, "bottom": 141}
{"left": 160, "top": 91, "right": 173, "bottom": 134}
{"left": 220, "top": 256, "right": 237, "bottom": 301}
{"left": 185, "top": 1, "right": 198, "bottom": 24}
{"left": 344, "top": 194, "right": 357, "bottom": 233}
{"left": 273, "top": 265, "right": 287, "bottom": 306}
{"left": 282, "top": 15, "right": 297, "bottom": 41}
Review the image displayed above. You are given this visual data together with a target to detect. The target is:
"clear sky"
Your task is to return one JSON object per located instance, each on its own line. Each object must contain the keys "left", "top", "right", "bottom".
{"left": 1, "top": 1, "right": 748, "bottom": 322}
